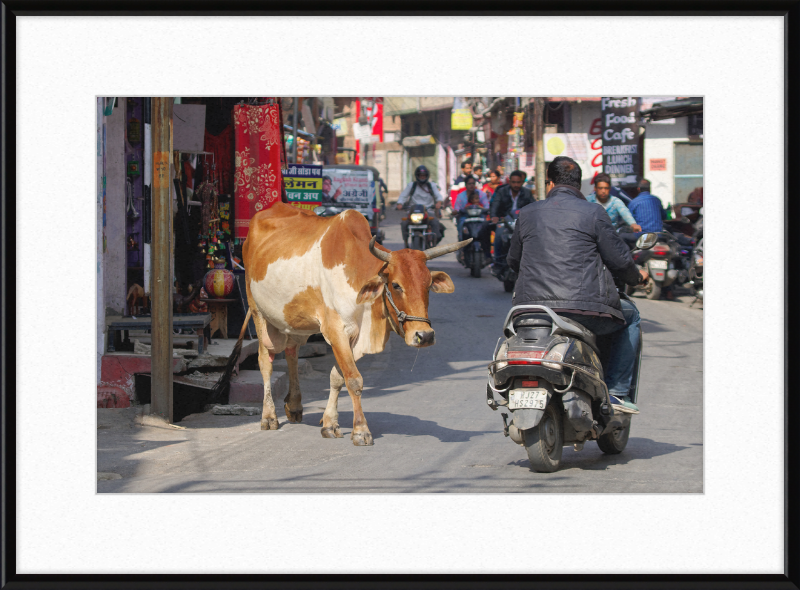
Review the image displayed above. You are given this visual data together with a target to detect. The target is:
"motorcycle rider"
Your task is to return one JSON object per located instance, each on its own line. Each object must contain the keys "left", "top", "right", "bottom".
{"left": 586, "top": 173, "right": 642, "bottom": 232}
{"left": 490, "top": 170, "right": 535, "bottom": 274}
{"left": 396, "top": 165, "right": 444, "bottom": 249}
{"left": 453, "top": 175, "right": 490, "bottom": 264}
{"left": 507, "top": 156, "right": 649, "bottom": 412}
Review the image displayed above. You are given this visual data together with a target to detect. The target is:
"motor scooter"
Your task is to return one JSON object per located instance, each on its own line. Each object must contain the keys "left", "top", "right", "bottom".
{"left": 626, "top": 228, "right": 692, "bottom": 300}
{"left": 486, "top": 233, "right": 658, "bottom": 472}
{"left": 457, "top": 205, "right": 490, "bottom": 278}
{"left": 687, "top": 237, "right": 703, "bottom": 306}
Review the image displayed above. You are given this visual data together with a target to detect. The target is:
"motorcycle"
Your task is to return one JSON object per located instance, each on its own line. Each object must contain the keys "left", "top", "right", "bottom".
{"left": 687, "top": 237, "right": 703, "bottom": 306}
{"left": 626, "top": 227, "right": 693, "bottom": 300}
{"left": 492, "top": 212, "right": 518, "bottom": 293}
{"left": 485, "top": 233, "right": 658, "bottom": 473}
{"left": 456, "top": 205, "right": 490, "bottom": 278}
{"left": 313, "top": 202, "right": 385, "bottom": 245}
{"left": 405, "top": 203, "right": 440, "bottom": 251}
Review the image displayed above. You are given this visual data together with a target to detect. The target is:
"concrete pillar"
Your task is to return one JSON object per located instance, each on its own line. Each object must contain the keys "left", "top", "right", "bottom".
{"left": 97, "top": 98, "right": 105, "bottom": 380}
{"left": 103, "top": 99, "right": 127, "bottom": 315}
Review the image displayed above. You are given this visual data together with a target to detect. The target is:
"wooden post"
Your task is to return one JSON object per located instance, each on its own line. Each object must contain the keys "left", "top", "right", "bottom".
{"left": 150, "top": 97, "right": 173, "bottom": 422}
{"left": 534, "top": 97, "right": 546, "bottom": 201}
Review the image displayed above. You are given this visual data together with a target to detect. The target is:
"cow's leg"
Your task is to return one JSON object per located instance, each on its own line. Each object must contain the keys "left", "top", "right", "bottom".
{"left": 283, "top": 344, "right": 303, "bottom": 423}
{"left": 324, "top": 329, "right": 372, "bottom": 446}
{"left": 252, "top": 312, "right": 279, "bottom": 431}
{"left": 320, "top": 365, "right": 345, "bottom": 438}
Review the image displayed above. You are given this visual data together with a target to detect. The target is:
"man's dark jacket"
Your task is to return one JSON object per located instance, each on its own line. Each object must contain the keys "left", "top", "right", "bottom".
{"left": 490, "top": 184, "right": 535, "bottom": 219}
{"left": 506, "top": 184, "right": 641, "bottom": 322}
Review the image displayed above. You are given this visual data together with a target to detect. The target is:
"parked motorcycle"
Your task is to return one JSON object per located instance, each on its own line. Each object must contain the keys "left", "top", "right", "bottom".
{"left": 457, "top": 205, "right": 490, "bottom": 278}
{"left": 626, "top": 228, "right": 692, "bottom": 300}
{"left": 687, "top": 237, "right": 703, "bottom": 306}
{"left": 405, "top": 203, "right": 439, "bottom": 251}
{"left": 486, "top": 233, "right": 658, "bottom": 472}
{"left": 313, "top": 203, "right": 385, "bottom": 244}
{"left": 492, "top": 212, "right": 519, "bottom": 293}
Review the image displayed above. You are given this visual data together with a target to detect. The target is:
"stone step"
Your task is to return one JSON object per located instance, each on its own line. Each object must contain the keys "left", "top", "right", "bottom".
{"left": 228, "top": 370, "right": 287, "bottom": 404}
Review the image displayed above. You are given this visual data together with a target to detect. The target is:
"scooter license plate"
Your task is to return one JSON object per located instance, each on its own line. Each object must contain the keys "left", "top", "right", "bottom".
{"left": 509, "top": 389, "right": 549, "bottom": 410}
{"left": 649, "top": 260, "right": 668, "bottom": 269}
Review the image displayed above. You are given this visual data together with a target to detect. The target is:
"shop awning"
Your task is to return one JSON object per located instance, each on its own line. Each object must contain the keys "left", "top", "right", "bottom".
{"left": 401, "top": 135, "right": 435, "bottom": 148}
{"left": 640, "top": 98, "right": 703, "bottom": 121}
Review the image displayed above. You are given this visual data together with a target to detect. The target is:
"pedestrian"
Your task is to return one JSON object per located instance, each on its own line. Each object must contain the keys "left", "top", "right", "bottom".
{"left": 472, "top": 164, "right": 486, "bottom": 184}
{"left": 507, "top": 156, "right": 649, "bottom": 412}
{"left": 586, "top": 173, "right": 642, "bottom": 232}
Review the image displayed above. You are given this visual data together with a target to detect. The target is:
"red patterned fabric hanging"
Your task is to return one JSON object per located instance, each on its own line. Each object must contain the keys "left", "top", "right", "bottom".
{"left": 233, "top": 103, "right": 284, "bottom": 239}
{"left": 203, "top": 125, "right": 234, "bottom": 196}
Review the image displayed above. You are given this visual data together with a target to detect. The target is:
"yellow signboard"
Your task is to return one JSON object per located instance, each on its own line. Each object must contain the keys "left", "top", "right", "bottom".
{"left": 451, "top": 108, "right": 473, "bottom": 130}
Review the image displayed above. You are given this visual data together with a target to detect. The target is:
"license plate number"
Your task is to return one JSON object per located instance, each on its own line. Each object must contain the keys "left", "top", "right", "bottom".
{"left": 649, "top": 260, "right": 668, "bottom": 269}
{"left": 509, "top": 389, "right": 549, "bottom": 410}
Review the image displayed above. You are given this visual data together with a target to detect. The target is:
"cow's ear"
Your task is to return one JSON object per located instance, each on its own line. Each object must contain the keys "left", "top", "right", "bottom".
{"left": 357, "top": 276, "right": 385, "bottom": 304}
{"left": 430, "top": 271, "right": 455, "bottom": 293}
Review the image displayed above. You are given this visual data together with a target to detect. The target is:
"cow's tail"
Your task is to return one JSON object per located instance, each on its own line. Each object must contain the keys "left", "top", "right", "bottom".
{"left": 209, "top": 308, "right": 253, "bottom": 403}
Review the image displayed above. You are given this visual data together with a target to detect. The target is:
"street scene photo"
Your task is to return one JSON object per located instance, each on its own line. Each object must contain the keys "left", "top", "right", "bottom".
{"left": 96, "top": 96, "right": 704, "bottom": 492}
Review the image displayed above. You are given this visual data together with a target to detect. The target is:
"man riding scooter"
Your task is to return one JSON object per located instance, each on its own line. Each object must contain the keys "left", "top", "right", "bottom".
{"left": 490, "top": 170, "right": 534, "bottom": 277}
{"left": 507, "top": 156, "right": 649, "bottom": 412}
{"left": 396, "top": 165, "right": 444, "bottom": 249}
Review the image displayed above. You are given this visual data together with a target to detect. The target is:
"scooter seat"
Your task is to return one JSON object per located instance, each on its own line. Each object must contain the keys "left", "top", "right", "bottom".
{"left": 512, "top": 313, "right": 599, "bottom": 353}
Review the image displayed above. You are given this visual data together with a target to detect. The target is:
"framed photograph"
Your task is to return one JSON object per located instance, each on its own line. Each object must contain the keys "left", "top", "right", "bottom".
{"left": 4, "top": 4, "right": 795, "bottom": 587}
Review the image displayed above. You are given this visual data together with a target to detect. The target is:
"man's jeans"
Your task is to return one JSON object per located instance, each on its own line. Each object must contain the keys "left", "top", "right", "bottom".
{"left": 493, "top": 227, "right": 508, "bottom": 265}
{"left": 559, "top": 299, "right": 641, "bottom": 396}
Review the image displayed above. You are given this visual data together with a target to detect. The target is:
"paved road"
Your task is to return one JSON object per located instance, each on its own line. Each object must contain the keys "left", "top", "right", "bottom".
{"left": 98, "top": 208, "right": 703, "bottom": 493}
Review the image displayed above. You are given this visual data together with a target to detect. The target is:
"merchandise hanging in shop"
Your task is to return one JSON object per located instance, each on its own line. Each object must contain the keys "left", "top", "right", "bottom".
{"left": 233, "top": 102, "right": 284, "bottom": 239}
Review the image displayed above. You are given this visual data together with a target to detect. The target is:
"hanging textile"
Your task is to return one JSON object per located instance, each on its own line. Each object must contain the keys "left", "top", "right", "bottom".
{"left": 233, "top": 103, "right": 284, "bottom": 239}
{"left": 204, "top": 125, "right": 234, "bottom": 196}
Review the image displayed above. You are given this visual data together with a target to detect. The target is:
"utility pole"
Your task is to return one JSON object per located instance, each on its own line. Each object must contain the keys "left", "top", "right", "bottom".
{"left": 150, "top": 97, "right": 173, "bottom": 422}
{"left": 292, "top": 97, "right": 299, "bottom": 164}
{"left": 534, "top": 97, "right": 546, "bottom": 201}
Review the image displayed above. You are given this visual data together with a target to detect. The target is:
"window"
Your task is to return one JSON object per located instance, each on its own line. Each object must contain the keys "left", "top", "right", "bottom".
{"left": 674, "top": 142, "right": 703, "bottom": 202}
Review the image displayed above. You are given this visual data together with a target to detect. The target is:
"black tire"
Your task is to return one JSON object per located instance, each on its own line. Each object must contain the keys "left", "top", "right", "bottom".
{"left": 503, "top": 278, "right": 515, "bottom": 293}
{"left": 597, "top": 420, "right": 632, "bottom": 454}
{"left": 522, "top": 403, "right": 564, "bottom": 472}
{"left": 411, "top": 235, "right": 423, "bottom": 251}
{"left": 471, "top": 251, "right": 482, "bottom": 278}
{"left": 644, "top": 278, "right": 662, "bottom": 300}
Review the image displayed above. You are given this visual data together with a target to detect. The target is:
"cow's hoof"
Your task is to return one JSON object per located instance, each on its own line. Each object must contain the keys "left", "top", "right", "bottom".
{"left": 321, "top": 424, "right": 343, "bottom": 438}
{"left": 260, "top": 418, "right": 279, "bottom": 430}
{"left": 351, "top": 430, "right": 374, "bottom": 446}
{"left": 284, "top": 404, "right": 303, "bottom": 423}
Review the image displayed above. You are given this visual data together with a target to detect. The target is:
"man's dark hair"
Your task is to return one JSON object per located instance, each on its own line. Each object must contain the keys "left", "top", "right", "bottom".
{"left": 638, "top": 179, "right": 651, "bottom": 192}
{"left": 323, "top": 175, "right": 332, "bottom": 183}
{"left": 547, "top": 157, "right": 582, "bottom": 189}
{"left": 464, "top": 174, "right": 476, "bottom": 185}
{"left": 594, "top": 173, "right": 612, "bottom": 186}
{"left": 461, "top": 160, "right": 473, "bottom": 169}
{"left": 509, "top": 170, "right": 526, "bottom": 181}
{"left": 473, "top": 164, "right": 483, "bottom": 171}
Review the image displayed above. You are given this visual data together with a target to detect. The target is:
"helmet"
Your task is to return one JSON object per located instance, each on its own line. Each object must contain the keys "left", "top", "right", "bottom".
{"left": 414, "top": 165, "right": 430, "bottom": 182}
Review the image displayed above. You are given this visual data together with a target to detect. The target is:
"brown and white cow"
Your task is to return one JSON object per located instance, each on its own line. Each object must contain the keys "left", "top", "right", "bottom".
{"left": 236, "top": 202, "right": 469, "bottom": 446}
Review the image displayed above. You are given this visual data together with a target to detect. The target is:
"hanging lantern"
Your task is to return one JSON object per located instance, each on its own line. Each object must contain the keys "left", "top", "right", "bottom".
{"left": 204, "top": 268, "right": 235, "bottom": 298}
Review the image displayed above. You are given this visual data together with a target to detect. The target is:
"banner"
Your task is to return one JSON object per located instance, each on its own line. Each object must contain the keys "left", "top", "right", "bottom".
{"left": 600, "top": 97, "right": 641, "bottom": 187}
{"left": 325, "top": 168, "right": 373, "bottom": 206}
{"left": 451, "top": 108, "right": 473, "bottom": 130}
{"left": 284, "top": 164, "right": 323, "bottom": 212}
{"left": 354, "top": 98, "right": 383, "bottom": 164}
{"left": 233, "top": 103, "right": 284, "bottom": 239}
{"left": 543, "top": 133, "right": 589, "bottom": 162}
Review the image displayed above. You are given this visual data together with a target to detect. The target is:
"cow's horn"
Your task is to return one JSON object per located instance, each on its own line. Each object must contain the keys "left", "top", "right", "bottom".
{"left": 369, "top": 236, "right": 391, "bottom": 263}
{"left": 424, "top": 238, "right": 474, "bottom": 261}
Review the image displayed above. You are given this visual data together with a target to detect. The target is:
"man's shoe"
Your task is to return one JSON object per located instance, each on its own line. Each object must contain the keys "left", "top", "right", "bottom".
{"left": 403, "top": 241, "right": 409, "bottom": 249}
{"left": 610, "top": 395, "right": 640, "bottom": 414}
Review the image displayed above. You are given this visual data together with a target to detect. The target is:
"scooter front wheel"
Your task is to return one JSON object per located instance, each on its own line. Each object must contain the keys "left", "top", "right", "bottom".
{"left": 597, "top": 420, "right": 631, "bottom": 454}
{"left": 471, "top": 251, "right": 482, "bottom": 278}
{"left": 522, "top": 403, "right": 563, "bottom": 472}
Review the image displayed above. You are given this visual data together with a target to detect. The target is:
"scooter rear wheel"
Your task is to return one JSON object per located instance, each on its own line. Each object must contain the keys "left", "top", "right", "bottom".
{"left": 522, "top": 403, "right": 564, "bottom": 472}
{"left": 597, "top": 420, "right": 631, "bottom": 454}
{"left": 644, "top": 277, "right": 662, "bottom": 300}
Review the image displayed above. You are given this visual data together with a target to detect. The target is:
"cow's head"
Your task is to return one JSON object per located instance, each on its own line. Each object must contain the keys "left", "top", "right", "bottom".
{"left": 357, "top": 237, "right": 471, "bottom": 348}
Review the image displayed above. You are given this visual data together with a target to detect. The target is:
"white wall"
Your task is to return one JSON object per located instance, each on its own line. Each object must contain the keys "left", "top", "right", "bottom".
{"left": 103, "top": 100, "right": 127, "bottom": 315}
{"left": 642, "top": 117, "right": 690, "bottom": 207}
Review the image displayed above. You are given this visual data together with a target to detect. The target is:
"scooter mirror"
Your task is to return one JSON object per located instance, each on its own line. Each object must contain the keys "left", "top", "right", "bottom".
{"left": 636, "top": 233, "right": 659, "bottom": 250}
{"left": 313, "top": 206, "right": 327, "bottom": 215}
